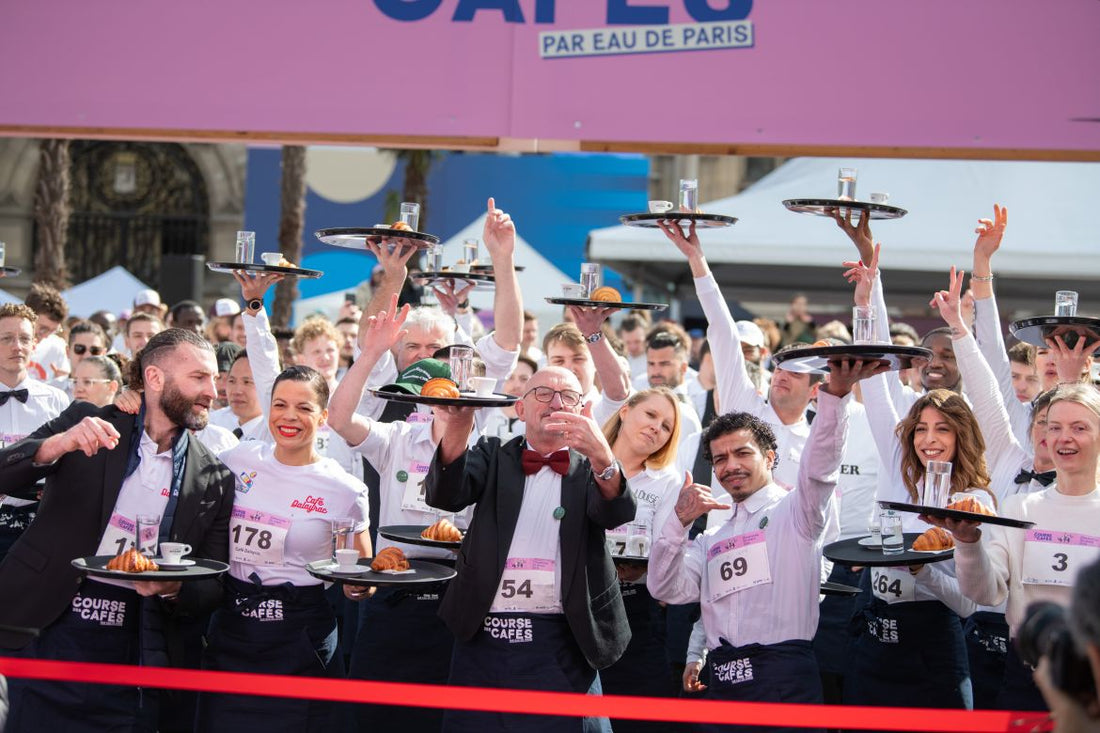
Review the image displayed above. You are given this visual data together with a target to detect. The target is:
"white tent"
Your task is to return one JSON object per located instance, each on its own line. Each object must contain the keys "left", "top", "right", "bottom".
{"left": 61, "top": 266, "right": 152, "bottom": 318}
{"left": 588, "top": 157, "right": 1100, "bottom": 313}
{"left": 438, "top": 215, "right": 572, "bottom": 327}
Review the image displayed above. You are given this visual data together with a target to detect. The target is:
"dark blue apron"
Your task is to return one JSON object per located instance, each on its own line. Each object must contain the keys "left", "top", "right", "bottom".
{"left": 997, "top": 641, "right": 1049, "bottom": 711}
{"left": 348, "top": 580, "right": 454, "bottom": 731}
{"left": 195, "top": 576, "right": 341, "bottom": 733}
{"left": 813, "top": 564, "right": 866, "bottom": 705}
{"left": 445, "top": 612, "right": 603, "bottom": 733}
{"left": 600, "top": 580, "right": 675, "bottom": 733}
{"left": 0, "top": 502, "right": 36, "bottom": 564}
{"left": 5, "top": 580, "right": 156, "bottom": 732}
{"left": 844, "top": 595, "right": 972, "bottom": 710}
{"left": 698, "top": 638, "right": 822, "bottom": 733}
{"left": 963, "top": 610, "right": 1009, "bottom": 709}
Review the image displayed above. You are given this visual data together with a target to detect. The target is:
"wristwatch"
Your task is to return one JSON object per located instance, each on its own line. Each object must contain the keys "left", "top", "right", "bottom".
{"left": 246, "top": 298, "right": 263, "bottom": 313}
{"left": 585, "top": 331, "right": 603, "bottom": 344}
{"left": 594, "top": 460, "right": 621, "bottom": 481}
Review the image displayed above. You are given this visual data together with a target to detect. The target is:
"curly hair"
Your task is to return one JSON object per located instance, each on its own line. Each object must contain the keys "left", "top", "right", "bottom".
{"left": 602, "top": 387, "right": 682, "bottom": 470}
{"left": 24, "top": 283, "right": 67, "bottom": 322}
{"left": 702, "top": 411, "right": 778, "bottom": 465}
{"left": 0, "top": 303, "right": 37, "bottom": 325}
{"left": 291, "top": 316, "right": 343, "bottom": 356}
{"left": 895, "top": 389, "right": 992, "bottom": 505}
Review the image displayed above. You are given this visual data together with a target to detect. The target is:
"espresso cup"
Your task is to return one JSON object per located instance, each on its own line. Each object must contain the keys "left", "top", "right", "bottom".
{"left": 470, "top": 377, "right": 496, "bottom": 397}
{"left": 335, "top": 548, "right": 360, "bottom": 570}
{"left": 160, "top": 542, "right": 192, "bottom": 564}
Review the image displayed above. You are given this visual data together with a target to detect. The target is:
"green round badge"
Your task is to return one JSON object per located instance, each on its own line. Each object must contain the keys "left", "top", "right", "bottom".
{"left": 759, "top": 515, "right": 769, "bottom": 529}
{"left": 552, "top": 506, "right": 566, "bottom": 520}
{"left": 396, "top": 470, "right": 408, "bottom": 482}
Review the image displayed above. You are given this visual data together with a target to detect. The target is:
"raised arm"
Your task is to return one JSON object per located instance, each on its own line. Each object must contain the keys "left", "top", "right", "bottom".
{"left": 483, "top": 197, "right": 522, "bottom": 353}
{"left": 235, "top": 271, "right": 285, "bottom": 414}
{"left": 362, "top": 236, "right": 420, "bottom": 320}
{"left": 568, "top": 305, "right": 630, "bottom": 402}
{"left": 328, "top": 294, "right": 410, "bottom": 447}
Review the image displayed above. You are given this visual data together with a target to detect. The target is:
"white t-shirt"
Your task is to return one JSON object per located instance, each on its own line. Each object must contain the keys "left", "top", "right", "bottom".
{"left": 28, "top": 334, "right": 69, "bottom": 382}
{"left": 219, "top": 441, "right": 370, "bottom": 586}
{"left": 1, "top": 377, "right": 69, "bottom": 507}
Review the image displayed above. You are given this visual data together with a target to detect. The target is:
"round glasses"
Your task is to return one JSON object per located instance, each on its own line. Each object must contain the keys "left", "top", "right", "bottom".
{"left": 524, "top": 386, "right": 582, "bottom": 407}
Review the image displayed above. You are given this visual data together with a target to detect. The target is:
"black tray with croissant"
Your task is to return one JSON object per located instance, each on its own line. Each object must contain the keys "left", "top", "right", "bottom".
{"left": 314, "top": 227, "right": 440, "bottom": 250}
{"left": 368, "top": 387, "right": 518, "bottom": 408}
{"left": 878, "top": 501, "right": 1034, "bottom": 529}
{"left": 379, "top": 524, "right": 464, "bottom": 549}
{"left": 305, "top": 558, "right": 456, "bottom": 586}
{"left": 824, "top": 534, "right": 954, "bottom": 568}
{"left": 72, "top": 555, "right": 229, "bottom": 581}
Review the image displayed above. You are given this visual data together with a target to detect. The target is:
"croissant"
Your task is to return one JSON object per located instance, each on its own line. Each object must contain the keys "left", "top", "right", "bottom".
{"left": 390, "top": 221, "right": 412, "bottom": 231}
{"left": 275, "top": 257, "right": 297, "bottom": 269}
{"left": 946, "top": 496, "right": 996, "bottom": 516}
{"left": 421, "top": 378, "right": 460, "bottom": 398}
{"left": 590, "top": 286, "right": 622, "bottom": 303}
{"left": 912, "top": 527, "right": 954, "bottom": 552}
{"left": 106, "top": 548, "right": 159, "bottom": 573}
{"left": 370, "top": 547, "right": 410, "bottom": 572}
{"left": 421, "top": 518, "right": 463, "bottom": 542}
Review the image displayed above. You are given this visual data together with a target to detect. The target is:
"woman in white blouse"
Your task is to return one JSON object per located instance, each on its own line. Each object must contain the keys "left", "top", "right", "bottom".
{"left": 597, "top": 387, "right": 684, "bottom": 727}
{"left": 196, "top": 365, "right": 371, "bottom": 732}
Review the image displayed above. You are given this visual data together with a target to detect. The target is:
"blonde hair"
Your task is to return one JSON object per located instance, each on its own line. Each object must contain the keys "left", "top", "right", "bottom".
{"left": 602, "top": 387, "right": 682, "bottom": 470}
{"left": 895, "top": 389, "right": 994, "bottom": 505}
{"left": 291, "top": 316, "right": 342, "bottom": 356}
{"left": 1047, "top": 383, "right": 1100, "bottom": 421}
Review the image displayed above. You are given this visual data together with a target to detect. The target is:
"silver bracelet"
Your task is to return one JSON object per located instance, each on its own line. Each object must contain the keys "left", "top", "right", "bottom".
{"left": 970, "top": 273, "right": 994, "bottom": 282}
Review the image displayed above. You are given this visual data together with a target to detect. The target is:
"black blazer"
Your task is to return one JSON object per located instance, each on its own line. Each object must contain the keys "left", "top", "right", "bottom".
{"left": 425, "top": 435, "right": 636, "bottom": 670}
{"left": 0, "top": 401, "right": 235, "bottom": 649}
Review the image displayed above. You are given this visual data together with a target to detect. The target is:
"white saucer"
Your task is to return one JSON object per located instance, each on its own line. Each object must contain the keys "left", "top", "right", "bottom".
{"left": 155, "top": 558, "right": 196, "bottom": 570}
{"left": 328, "top": 564, "right": 367, "bottom": 575}
{"left": 857, "top": 536, "right": 882, "bottom": 547}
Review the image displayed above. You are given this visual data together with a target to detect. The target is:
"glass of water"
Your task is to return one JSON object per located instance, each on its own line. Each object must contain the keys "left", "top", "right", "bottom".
{"left": 462, "top": 238, "right": 479, "bottom": 265}
{"left": 448, "top": 345, "right": 474, "bottom": 391}
{"left": 879, "top": 510, "right": 904, "bottom": 555}
{"left": 136, "top": 514, "right": 161, "bottom": 556}
{"left": 852, "top": 305, "right": 876, "bottom": 345}
{"left": 1055, "top": 290, "right": 1079, "bottom": 317}
{"left": 235, "top": 231, "right": 256, "bottom": 264}
{"left": 331, "top": 518, "right": 355, "bottom": 562}
{"left": 426, "top": 244, "right": 444, "bottom": 272}
{"left": 579, "top": 263, "right": 602, "bottom": 298}
{"left": 678, "top": 179, "right": 698, "bottom": 212}
{"left": 923, "top": 461, "right": 953, "bottom": 508}
{"left": 837, "top": 168, "right": 858, "bottom": 200}
{"left": 399, "top": 202, "right": 421, "bottom": 231}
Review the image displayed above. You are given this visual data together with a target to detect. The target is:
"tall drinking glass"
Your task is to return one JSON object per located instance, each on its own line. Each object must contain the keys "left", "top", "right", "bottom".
{"left": 399, "top": 202, "right": 421, "bottom": 231}
{"left": 1055, "top": 291, "right": 1079, "bottom": 317}
{"left": 880, "top": 510, "right": 904, "bottom": 555}
{"left": 449, "top": 345, "right": 474, "bottom": 391}
{"left": 136, "top": 514, "right": 161, "bottom": 556}
{"left": 923, "top": 461, "right": 953, "bottom": 507}
{"left": 837, "top": 168, "right": 858, "bottom": 200}
{"left": 331, "top": 518, "right": 354, "bottom": 562}
{"left": 462, "top": 239, "right": 479, "bottom": 265}
{"left": 235, "top": 231, "right": 256, "bottom": 264}
{"left": 579, "top": 263, "right": 602, "bottom": 298}
{"left": 852, "top": 305, "right": 876, "bottom": 345}
{"left": 679, "top": 179, "right": 698, "bottom": 212}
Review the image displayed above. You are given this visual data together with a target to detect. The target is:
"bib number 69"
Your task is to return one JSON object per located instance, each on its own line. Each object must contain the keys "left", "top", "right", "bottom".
{"left": 719, "top": 557, "right": 748, "bottom": 581}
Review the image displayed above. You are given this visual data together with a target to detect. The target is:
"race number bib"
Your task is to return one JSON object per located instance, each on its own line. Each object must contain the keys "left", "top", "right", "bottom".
{"left": 314, "top": 425, "right": 331, "bottom": 457}
{"left": 400, "top": 461, "right": 434, "bottom": 514}
{"left": 606, "top": 522, "right": 650, "bottom": 557}
{"left": 230, "top": 507, "right": 290, "bottom": 566}
{"left": 871, "top": 567, "right": 917, "bottom": 604}
{"left": 706, "top": 530, "right": 771, "bottom": 603}
{"left": 99, "top": 513, "right": 159, "bottom": 556}
{"left": 494, "top": 558, "right": 557, "bottom": 612}
{"left": 1022, "top": 528, "right": 1100, "bottom": 587}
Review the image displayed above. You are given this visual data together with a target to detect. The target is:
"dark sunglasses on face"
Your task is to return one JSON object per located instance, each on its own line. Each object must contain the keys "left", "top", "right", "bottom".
{"left": 72, "top": 344, "right": 104, "bottom": 356}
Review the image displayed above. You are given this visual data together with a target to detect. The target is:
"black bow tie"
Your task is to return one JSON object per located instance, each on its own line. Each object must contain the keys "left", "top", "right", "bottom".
{"left": 0, "top": 389, "right": 29, "bottom": 406}
{"left": 1015, "top": 468, "right": 1056, "bottom": 487}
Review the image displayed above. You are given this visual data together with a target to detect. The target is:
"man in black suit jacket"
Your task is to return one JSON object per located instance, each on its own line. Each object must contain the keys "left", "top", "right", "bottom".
{"left": 0, "top": 328, "right": 234, "bottom": 732}
{"left": 426, "top": 365, "right": 636, "bottom": 732}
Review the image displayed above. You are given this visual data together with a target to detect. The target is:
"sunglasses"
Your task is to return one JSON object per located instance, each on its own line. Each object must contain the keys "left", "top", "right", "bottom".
{"left": 72, "top": 344, "right": 105, "bottom": 356}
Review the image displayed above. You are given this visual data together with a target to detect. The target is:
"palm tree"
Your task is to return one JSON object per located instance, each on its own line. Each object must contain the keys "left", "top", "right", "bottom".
{"left": 32, "top": 139, "right": 73, "bottom": 288}
{"left": 271, "top": 145, "right": 306, "bottom": 328}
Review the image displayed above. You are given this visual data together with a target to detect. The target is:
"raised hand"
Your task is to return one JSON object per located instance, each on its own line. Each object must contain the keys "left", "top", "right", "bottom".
{"left": 831, "top": 208, "right": 874, "bottom": 265}
{"left": 1046, "top": 332, "right": 1100, "bottom": 385}
{"left": 544, "top": 401, "right": 614, "bottom": 469}
{"left": 822, "top": 358, "right": 892, "bottom": 398}
{"left": 929, "top": 266, "right": 967, "bottom": 333}
{"left": 482, "top": 197, "right": 516, "bottom": 261}
{"left": 841, "top": 242, "right": 880, "bottom": 307}
{"left": 567, "top": 304, "right": 615, "bottom": 338}
{"left": 366, "top": 235, "right": 419, "bottom": 281}
{"left": 359, "top": 294, "right": 410, "bottom": 360}
{"left": 432, "top": 279, "right": 474, "bottom": 316}
{"left": 973, "top": 204, "right": 1007, "bottom": 262}
{"left": 656, "top": 218, "right": 702, "bottom": 260}
{"left": 113, "top": 389, "right": 143, "bottom": 415}
{"left": 233, "top": 270, "right": 284, "bottom": 302}
{"left": 674, "top": 471, "right": 731, "bottom": 527}
{"left": 920, "top": 514, "right": 982, "bottom": 544}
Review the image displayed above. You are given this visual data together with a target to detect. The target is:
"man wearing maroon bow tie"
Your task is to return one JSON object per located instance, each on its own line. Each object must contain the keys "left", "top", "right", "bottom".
{"left": 426, "top": 365, "right": 636, "bottom": 733}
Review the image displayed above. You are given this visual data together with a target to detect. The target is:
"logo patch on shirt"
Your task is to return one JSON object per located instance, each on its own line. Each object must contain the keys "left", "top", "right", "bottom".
{"left": 290, "top": 495, "right": 328, "bottom": 514}
{"left": 237, "top": 470, "right": 257, "bottom": 494}
{"left": 713, "top": 657, "right": 754, "bottom": 685}
{"left": 483, "top": 615, "right": 534, "bottom": 644}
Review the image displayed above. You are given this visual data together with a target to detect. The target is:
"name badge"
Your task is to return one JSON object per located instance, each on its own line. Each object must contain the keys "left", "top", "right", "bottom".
{"left": 706, "top": 530, "right": 771, "bottom": 603}
{"left": 494, "top": 558, "right": 557, "bottom": 612}
{"left": 400, "top": 461, "right": 435, "bottom": 514}
{"left": 871, "top": 567, "right": 916, "bottom": 604}
{"left": 230, "top": 506, "right": 291, "bottom": 566}
{"left": 1022, "top": 528, "right": 1100, "bottom": 587}
{"left": 100, "top": 513, "right": 159, "bottom": 556}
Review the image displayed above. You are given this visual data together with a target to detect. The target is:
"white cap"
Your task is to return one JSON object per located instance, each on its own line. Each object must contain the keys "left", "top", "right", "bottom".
{"left": 133, "top": 289, "right": 161, "bottom": 307}
{"left": 213, "top": 298, "right": 241, "bottom": 317}
{"left": 736, "top": 320, "right": 766, "bottom": 348}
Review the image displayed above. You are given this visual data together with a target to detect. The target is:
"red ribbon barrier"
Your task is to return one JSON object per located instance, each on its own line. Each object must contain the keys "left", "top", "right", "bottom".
{"left": 0, "top": 658, "right": 1049, "bottom": 731}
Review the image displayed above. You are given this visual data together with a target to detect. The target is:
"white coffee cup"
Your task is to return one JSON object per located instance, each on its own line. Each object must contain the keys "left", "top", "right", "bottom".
{"left": 260, "top": 252, "right": 283, "bottom": 265}
{"left": 469, "top": 377, "right": 496, "bottom": 397}
{"left": 335, "top": 548, "right": 360, "bottom": 570}
{"left": 160, "top": 542, "right": 192, "bottom": 564}
{"left": 648, "top": 200, "right": 673, "bottom": 214}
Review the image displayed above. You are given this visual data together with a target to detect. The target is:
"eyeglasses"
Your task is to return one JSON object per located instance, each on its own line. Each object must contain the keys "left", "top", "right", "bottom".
{"left": 72, "top": 344, "right": 105, "bottom": 356}
{"left": 0, "top": 334, "right": 34, "bottom": 348}
{"left": 69, "top": 378, "right": 113, "bottom": 388}
{"left": 524, "top": 386, "right": 583, "bottom": 408}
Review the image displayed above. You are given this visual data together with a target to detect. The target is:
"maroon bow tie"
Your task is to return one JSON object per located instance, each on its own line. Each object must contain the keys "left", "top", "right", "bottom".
{"left": 522, "top": 449, "right": 570, "bottom": 476}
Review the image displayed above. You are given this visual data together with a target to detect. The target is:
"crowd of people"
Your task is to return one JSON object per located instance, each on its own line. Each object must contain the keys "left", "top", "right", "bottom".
{"left": 0, "top": 198, "right": 1099, "bottom": 733}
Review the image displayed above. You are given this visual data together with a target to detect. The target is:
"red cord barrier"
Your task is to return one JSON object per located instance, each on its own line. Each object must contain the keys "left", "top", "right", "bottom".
{"left": 0, "top": 658, "right": 1049, "bottom": 731}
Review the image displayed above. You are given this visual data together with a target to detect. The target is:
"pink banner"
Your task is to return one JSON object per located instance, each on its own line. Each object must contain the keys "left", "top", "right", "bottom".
{"left": 1, "top": 1, "right": 1098, "bottom": 153}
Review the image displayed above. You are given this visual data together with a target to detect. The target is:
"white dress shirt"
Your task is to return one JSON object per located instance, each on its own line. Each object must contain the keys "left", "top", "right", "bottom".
{"left": 1, "top": 377, "right": 69, "bottom": 506}
{"left": 647, "top": 389, "right": 850, "bottom": 649}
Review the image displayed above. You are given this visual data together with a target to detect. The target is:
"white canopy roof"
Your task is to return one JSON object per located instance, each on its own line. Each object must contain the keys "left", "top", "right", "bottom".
{"left": 588, "top": 157, "right": 1100, "bottom": 312}
{"left": 61, "top": 266, "right": 152, "bottom": 319}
